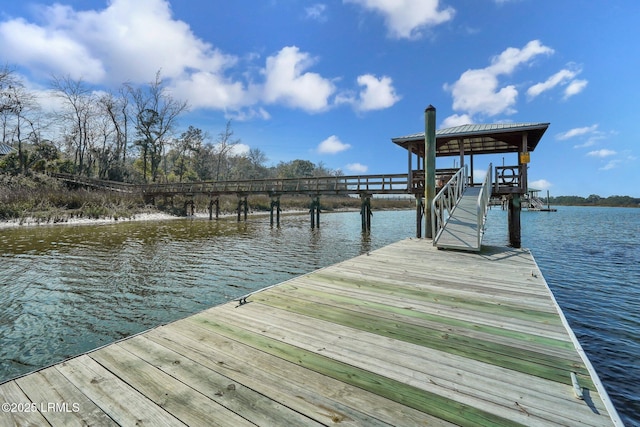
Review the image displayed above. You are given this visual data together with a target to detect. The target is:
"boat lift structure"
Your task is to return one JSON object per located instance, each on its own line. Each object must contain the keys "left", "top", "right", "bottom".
{"left": 392, "top": 107, "right": 549, "bottom": 250}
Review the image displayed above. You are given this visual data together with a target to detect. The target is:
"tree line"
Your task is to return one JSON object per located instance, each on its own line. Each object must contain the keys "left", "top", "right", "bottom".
{"left": 0, "top": 66, "right": 340, "bottom": 183}
{"left": 548, "top": 194, "right": 640, "bottom": 208}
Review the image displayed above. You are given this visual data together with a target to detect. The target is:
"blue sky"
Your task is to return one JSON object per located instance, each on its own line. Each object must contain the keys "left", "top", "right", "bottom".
{"left": 1, "top": 0, "right": 638, "bottom": 196}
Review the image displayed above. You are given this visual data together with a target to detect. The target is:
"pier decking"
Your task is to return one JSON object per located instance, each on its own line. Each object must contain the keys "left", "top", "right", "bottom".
{"left": 0, "top": 239, "right": 620, "bottom": 426}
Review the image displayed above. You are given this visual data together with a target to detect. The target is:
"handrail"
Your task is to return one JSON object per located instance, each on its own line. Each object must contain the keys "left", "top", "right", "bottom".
{"left": 431, "top": 166, "right": 467, "bottom": 246}
{"left": 51, "top": 172, "right": 416, "bottom": 196}
{"left": 476, "top": 163, "right": 493, "bottom": 249}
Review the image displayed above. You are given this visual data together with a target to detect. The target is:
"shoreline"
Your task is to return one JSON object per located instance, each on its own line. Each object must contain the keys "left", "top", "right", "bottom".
{"left": 0, "top": 208, "right": 325, "bottom": 230}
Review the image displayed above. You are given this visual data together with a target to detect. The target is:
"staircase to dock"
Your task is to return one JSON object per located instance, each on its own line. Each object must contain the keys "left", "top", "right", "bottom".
{"left": 432, "top": 164, "right": 492, "bottom": 251}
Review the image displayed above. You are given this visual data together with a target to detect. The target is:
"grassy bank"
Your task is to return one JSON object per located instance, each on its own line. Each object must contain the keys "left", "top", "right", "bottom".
{"left": 0, "top": 173, "right": 151, "bottom": 224}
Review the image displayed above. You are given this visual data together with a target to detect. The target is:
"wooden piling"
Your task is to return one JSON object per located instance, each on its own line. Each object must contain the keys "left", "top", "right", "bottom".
{"left": 208, "top": 197, "right": 219, "bottom": 220}
{"left": 424, "top": 105, "right": 436, "bottom": 239}
{"left": 508, "top": 194, "right": 521, "bottom": 248}
{"left": 237, "top": 196, "right": 248, "bottom": 222}
{"left": 309, "top": 196, "right": 320, "bottom": 229}
{"left": 416, "top": 195, "right": 423, "bottom": 238}
{"left": 360, "top": 194, "right": 372, "bottom": 232}
{"left": 270, "top": 196, "right": 281, "bottom": 227}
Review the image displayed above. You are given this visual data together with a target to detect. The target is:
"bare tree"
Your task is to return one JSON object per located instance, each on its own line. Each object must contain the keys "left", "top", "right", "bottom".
{"left": 50, "top": 75, "right": 95, "bottom": 175}
{"left": 127, "top": 71, "right": 188, "bottom": 182}
{"left": 1, "top": 67, "right": 42, "bottom": 174}
{"left": 213, "top": 120, "right": 240, "bottom": 181}
{"left": 98, "top": 89, "right": 130, "bottom": 179}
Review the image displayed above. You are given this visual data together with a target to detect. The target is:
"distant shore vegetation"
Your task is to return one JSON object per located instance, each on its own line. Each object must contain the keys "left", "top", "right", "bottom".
{"left": 547, "top": 195, "right": 640, "bottom": 208}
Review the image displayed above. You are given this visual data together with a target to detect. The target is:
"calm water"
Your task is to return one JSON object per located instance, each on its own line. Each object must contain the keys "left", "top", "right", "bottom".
{"left": 0, "top": 207, "right": 638, "bottom": 425}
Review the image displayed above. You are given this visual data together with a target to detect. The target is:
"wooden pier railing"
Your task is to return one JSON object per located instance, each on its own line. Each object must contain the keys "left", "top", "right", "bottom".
{"left": 52, "top": 168, "right": 526, "bottom": 199}
{"left": 51, "top": 173, "right": 416, "bottom": 197}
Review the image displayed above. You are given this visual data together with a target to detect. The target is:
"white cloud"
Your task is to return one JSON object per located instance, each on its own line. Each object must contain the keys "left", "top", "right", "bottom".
{"left": 587, "top": 149, "right": 617, "bottom": 158}
{"left": 318, "top": 135, "right": 351, "bottom": 154}
{"left": 171, "top": 71, "right": 248, "bottom": 110}
{"left": 600, "top": 160, "right": 621, "bottom": 171}
{"left": 344, "top": 0, "right": 455, "bottom": 39}
{"left": 305, "top": 4, "right": 328, "bottom": 22}
{"left": 356, "top": 74, "right": 401, "bottom": 111}
{"left": 441, "top": 113, "right": 474, "bottom": 128}
{"left": 0, "top": 17, "right": 106, "bottom": 82}
{"left": 527, "top": 68, "right": 578, "bottom": 99}
{"left": 556, "top": 124, "right": 598, "bottom": 140}
{"left": 0, "top": 0, "right": 424, "bottom": 120}
{"left": 0, "top": 1, "right": 344, "bottom": 116}
{"left": 444, "top": 40, "right": 554, "bottom": 119}
{"left": 346, "top": 162, "right": 368, "bottom": 173}
{"left": 564, "top": 79, "right": 588, "bottom": 99}
{"left": 0, "top": 0, "right": 236, "bottom": 85}
{"left": 527, "top": 65, "right": 587, "bottom": 100}
{"left": 529, "top": 179, "right": 552, "bottom": 190}
{"left": 262, "top": 46, "right": 336, "bottom": 112}
{"left": 337, "top": 74, "right": 400, "bottom": 112}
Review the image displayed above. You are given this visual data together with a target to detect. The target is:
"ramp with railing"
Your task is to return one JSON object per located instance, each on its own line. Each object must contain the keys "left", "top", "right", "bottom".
{"left": 432, "top": 164, "right": 492, "bottom": 251}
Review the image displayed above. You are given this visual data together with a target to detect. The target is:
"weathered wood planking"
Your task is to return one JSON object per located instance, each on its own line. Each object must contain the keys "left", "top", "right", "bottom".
{"left": 0, "top": 239, "right": 620, "bottom": 426}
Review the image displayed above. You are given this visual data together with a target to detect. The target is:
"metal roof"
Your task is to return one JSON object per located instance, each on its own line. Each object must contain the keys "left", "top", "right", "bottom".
{"left": 0, "top": 142, "right": 16, "bottom": 156}
{"left": 392, "top": 122, "right": 550, "bottom": 157}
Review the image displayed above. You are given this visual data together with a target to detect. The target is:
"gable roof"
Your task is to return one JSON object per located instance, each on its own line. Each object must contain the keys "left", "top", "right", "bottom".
{"left": 392, "top": 122, "right": 550, "bottom": 157}
{"left": 0, "top": 142, "right": 16, "bottom": 156}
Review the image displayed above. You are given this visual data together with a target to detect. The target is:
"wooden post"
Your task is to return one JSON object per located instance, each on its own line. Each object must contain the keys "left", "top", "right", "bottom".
{"left": 360, "top": 194, "right": 372, "bottom": 232}
{"left": 425, "top": 105, "right": 436, "bottom": 239}
{"left": 237, "top": 196, "right": 248, "bottom": 222}
{"left": 407, "top": 141, "right": 412, "bottom": 190}
{"left": 416, "top": 195, "right": 423, "bottom": 238}
{"left": 310, "top": 196, "right": 320, "bottom": 229}
{"left": 208, "top": 197, "right": 219, "bottom": 220}
{"left": 520, "top": 132, "right": 529, "bottom": 193}
{"left": 270, "top": 196, "right": 281, "bottom": 227}
{"left": 508, "top": 194, "right": 521, "bottom": 248}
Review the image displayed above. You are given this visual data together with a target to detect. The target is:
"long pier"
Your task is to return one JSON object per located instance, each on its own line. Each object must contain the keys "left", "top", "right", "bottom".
{"left": 0, "top": 239, "right": 622, "bottom": 426}
{"left": 50, "top": 173, "right": 419, "bottom": 197}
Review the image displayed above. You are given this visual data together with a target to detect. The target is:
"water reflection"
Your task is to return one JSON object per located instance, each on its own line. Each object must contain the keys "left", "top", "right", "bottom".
{"left": 1, "top": 210, "right": 417, "bottom": 382}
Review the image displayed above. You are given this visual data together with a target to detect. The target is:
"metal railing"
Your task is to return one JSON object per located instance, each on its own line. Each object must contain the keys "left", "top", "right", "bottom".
{"left": 476, "top": 164, "right": 493, "bottom": 249}
{"left": 431, "top": 166, "right": 467, "bottom": 245}
{"left": 494, "top": 165, "right": 523, "bottom": 194}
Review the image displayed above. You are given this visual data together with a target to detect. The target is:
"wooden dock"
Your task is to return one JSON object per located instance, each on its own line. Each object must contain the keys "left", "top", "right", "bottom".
{"left": 0, "top": 239, "right": 621, "bottom": 426}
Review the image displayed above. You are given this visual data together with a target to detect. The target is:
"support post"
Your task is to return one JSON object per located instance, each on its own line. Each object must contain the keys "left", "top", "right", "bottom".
{"left": 407, "top": 142, "right": 413, "bottom": 191}
{"left": 310, "top": 196, "right": 320, "bottom": 229}
{"left": 270, "top": 196, "right": 281, "bottom": 227}
{"left": 208, "top": 197, "right": 219, "bottom": 220}
{"left": 508, "top": 194, "right": 522, "bottom": 248}
{"left": 237, "top": 196, "right": 248, "bottom": 221}
{"left": 416, "top": 195, "right": 423, "bottom": 238}
{"left": 424, "top": 105, "right": 436, "bottom": 239}
{"left": 184, "top": 199, "right": 194, "bottom": 216}
{"left": 360, "top": 194, "right": 372, "bottom": 232}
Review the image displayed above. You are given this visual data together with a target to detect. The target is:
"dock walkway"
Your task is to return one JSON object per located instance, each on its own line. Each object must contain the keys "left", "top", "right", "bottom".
{"left": 0, "top": 239, "right": 620, "bottom": 426}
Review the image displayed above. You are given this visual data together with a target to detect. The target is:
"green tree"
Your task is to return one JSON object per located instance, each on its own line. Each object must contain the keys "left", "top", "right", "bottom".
{"left": 128, "top": 71, "right": 188, "bottom": 182}
{"left": 173, "top": 126, "right": 204, "bottom": 181}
